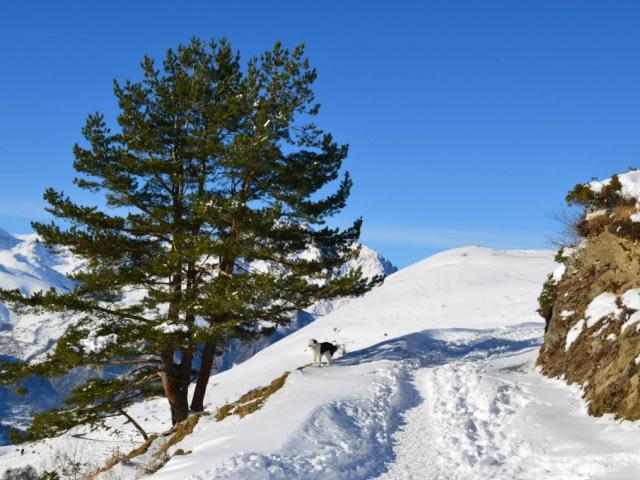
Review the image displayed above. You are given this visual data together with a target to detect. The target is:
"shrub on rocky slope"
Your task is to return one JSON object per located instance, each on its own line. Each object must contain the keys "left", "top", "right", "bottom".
{"left": 538, "top": 170, "right": 640, "bottom": 420}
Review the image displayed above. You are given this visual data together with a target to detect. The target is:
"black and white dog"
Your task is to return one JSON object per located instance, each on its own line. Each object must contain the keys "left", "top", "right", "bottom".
{"left": 308, "top": 339, "right": 344, "bottom": 367}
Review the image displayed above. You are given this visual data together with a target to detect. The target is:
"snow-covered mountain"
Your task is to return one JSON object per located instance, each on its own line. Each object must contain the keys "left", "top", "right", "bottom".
{"left": 4, "top": 246, "right": 640, "bottom": 479}
{"left": 0, "top": 230, "right": 394, "bottom": 362}
{"left": 0, "top": 230, "right": 81, "bottom": 361}
{"left": 0, "top": 229, "right": 396, "bottom": 447}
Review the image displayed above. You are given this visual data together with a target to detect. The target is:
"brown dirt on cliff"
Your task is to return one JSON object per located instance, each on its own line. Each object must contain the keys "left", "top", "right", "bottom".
{"left": 537, "top": 230, "right": 640, "bottom": 420}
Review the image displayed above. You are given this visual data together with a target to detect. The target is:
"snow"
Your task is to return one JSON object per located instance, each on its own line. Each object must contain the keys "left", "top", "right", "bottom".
{"left": 78, "top": 333, "right": 118, "bottom": 354}
{"left": 616, "top": 170, "right": 640, "bottom": 200}
{"left": 5, "top": 245, "right": 640, "bottom": 479}
{"left": 621, "top": 288, "right": 640, "bottom": 310}
{"left": 565, "top": 319, "right": 585, "bottom": 351}
{"left": 621, "top": 312, "right": 640, "bottom": 333}
{"left": 133, "top": 247, "right": 557, "bottom": 480}
{"left": 585, "top": 292, "right": 621, "bottom": 328}
{"left": 552, "top": 264, "right": 566, "bottom": 282}
{"left": 588, "top": 180, "right": 606, "bottom": 194}
{"left": 376, "top": 342, "right": 640, "bottom": 480}
{"left": 194, "top": 317, "right": 209, "bottom": 328}
{"left": 154, "top": 322, "right": 189, "bottom": 334}
{"left": 560, "top": 310, "right": 575, "bottom": 320}
{"left": 0, "top": 232, "right": 82, "bottom": 361}
{"left": 588, "top": 169, "right": 640, "bottom": 201}
{"left": 587, "top": 289, "right": 640, "bottom": 334}
{"left": 585, "top": 208, "right": 607, "bottom": 220}
{"left": 0, "top": 229, "right": 19, "bottom": 250}
{"left": 630, "top": 212, "right": 640, "bottom": 223}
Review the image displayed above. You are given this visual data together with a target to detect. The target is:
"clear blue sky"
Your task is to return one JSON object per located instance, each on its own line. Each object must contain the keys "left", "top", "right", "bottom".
{"left": 1, "top": 1, "right": 640, "bottom": 267}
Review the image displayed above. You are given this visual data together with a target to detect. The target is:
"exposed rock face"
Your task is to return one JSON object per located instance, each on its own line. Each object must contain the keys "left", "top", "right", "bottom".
{"left": 538, "top": 222, "right": 640, "bottom": 420}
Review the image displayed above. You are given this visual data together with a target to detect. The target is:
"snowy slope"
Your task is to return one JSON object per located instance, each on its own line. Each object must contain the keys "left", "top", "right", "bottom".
{"left": 0, "top": 231, "right": 85, "bottom": 445}
{"left": 4, "top": 246, "right": 640, "bottom": 479}
{"left": 143, "top": 247, "right": 640, "bottom": 479}
{"left": 0, "top": 230, "right": 81, "bottom": 361}
{"left": 140, "top": 247, "right": 556, "bottom": 479}
{"left": 0, "top": 230, "right": 395, "bottom": 448}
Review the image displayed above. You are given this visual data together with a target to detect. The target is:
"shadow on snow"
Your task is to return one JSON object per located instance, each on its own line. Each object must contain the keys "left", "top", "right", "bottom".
{"left": 337, "top": 323, "right": 543, "bottom": 368}
{"left": 211, "top": 323, "right": 543, "bottom": 480}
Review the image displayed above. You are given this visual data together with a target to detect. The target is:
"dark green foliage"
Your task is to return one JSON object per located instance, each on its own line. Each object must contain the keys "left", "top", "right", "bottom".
{"left": 37, "top": 474, "right": 59, "bottom": 480}
{"left": 0, "top": 37, "right": 381, "bottom": 439}
{"left": 537, "top": 274, "right": 557, "bottom": 323}
{"left": 566, "top": 174, "right": 623, "bottom": 209}
{"left": 564, "top": 172, "right": 640, "bottom": 240}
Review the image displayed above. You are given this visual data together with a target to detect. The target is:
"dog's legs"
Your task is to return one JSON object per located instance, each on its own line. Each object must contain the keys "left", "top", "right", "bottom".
{"left": 326, "top": 352, "right": 332, "bottom": 366}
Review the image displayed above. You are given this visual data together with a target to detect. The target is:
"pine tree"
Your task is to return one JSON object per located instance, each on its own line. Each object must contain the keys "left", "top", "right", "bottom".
{"left": 0, "top": 37, "right": 381, "bottom": 440}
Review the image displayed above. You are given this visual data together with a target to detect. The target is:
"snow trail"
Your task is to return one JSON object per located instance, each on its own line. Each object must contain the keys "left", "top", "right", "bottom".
{"left": 376, "top": 335, "right": 640, "bottom": 480}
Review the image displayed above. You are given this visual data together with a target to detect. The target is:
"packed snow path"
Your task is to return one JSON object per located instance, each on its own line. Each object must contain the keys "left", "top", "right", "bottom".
{"left": 151, "top": 325, "right": 640, "bottom": 479}
{"left": 376, "top": 328, "right": 640, "bottom": 480}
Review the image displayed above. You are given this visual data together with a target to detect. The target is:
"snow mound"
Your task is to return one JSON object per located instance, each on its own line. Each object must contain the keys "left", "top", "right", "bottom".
{"left": 588, "top": 169, "right": 640, "bottom": 201}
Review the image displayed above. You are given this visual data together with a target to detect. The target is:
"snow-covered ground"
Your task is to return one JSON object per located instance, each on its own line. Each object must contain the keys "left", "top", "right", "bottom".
{"left": 0, "top": 229, "right": 395, "bottom": 450}
{"left": 376, "top": 330, "right": 640, "bottom": 480}
{"left": 3, "top": 245, "right": 640, "bottom": 478}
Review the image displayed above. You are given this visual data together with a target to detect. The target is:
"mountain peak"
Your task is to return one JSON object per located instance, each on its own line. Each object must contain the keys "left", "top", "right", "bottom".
{"left": 0, "top": 229, "right": 19, "bottom": 249}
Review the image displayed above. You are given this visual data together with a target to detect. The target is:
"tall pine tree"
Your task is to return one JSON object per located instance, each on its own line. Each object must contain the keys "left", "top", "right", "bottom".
{"left": 0, "top": 38, "right": 381, "bottom": 439}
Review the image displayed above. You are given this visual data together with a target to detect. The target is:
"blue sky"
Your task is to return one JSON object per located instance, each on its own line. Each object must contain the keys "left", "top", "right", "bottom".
{"left": 1, "top": 1, "right": 640, "bottom": 267}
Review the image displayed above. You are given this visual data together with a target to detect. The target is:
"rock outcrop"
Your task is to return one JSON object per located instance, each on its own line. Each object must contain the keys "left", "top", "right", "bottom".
{"left": 538, "top": 170, "right": 640, "bottom": 420}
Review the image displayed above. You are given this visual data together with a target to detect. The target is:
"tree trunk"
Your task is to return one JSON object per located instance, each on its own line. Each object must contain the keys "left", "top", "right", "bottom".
{"left": 189, "top": 258, "right": 235, "bottom": 412}
{"left": 161, "top": 351, "right": 191, "bottom": 425}
{"left": 170, "top": 387, "right": 190, "bottom": 426}
{"left": 161, "top": 374, "right": 188, "bottom": 425}
{"left": 190, "top": 342, "right": 215, "bottom": 412}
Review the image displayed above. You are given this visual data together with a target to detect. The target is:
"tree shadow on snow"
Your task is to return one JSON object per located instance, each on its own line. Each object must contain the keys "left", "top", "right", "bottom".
{"left": 205, "top": 325, "right": 545, "bottom": 480}
{"left": 317, "top": 324, "right": 544, "bottom": 478}
{"left": 336, "top": 324, "right": 542, "bottom": 369}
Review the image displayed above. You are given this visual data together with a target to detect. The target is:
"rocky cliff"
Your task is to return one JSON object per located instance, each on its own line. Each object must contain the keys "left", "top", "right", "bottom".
{"left": 538, "top": 170, "right": 640, "bottom": 420}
